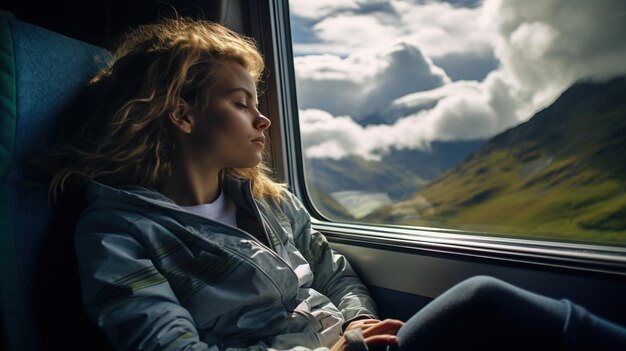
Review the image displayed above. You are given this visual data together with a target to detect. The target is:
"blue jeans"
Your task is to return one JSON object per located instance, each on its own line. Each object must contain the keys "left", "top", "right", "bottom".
{"left": 386, "top": 276, "right": 626, "bottom": 350}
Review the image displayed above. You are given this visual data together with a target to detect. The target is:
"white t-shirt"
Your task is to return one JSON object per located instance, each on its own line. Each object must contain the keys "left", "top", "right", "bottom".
{"left": 182, "top": 190, "right": 237, "bottom": 227}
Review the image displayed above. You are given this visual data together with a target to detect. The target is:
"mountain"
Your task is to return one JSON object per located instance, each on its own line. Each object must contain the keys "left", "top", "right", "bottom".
{"left": 365, "top": 76, "right": 626, "bottom": 245}
{"left": 381, "top": 140, "right": 487, "bottom": 181}
{"left": 305, "top": 155, "right": 427, "bottom": 201}
{"left": 304, "top": 139, "right": 485, "bottom": 219}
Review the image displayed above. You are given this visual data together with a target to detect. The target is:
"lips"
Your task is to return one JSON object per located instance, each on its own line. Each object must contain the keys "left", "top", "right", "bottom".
{"left": 252, "top": 136, "right": 265, "bottom": 145}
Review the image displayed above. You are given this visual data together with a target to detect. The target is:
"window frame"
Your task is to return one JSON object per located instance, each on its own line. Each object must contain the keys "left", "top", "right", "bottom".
{"left": 259, "top": 0, "right": 626, "bottom": 277}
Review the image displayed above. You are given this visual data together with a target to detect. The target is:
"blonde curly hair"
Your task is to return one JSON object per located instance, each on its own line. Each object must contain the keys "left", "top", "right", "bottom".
{"left": 48, "top": 17, "right": 285, "bottom": 200}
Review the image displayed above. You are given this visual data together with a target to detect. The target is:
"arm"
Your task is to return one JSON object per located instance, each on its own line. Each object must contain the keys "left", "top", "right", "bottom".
{"left": 75, "top": 214, "right": 331, "bottom": 351}
{"left": 282, "top": 193, "right": 378, "bottom": 324}
{"left": 75, "top": 215, "right": 211, "bottom": 351}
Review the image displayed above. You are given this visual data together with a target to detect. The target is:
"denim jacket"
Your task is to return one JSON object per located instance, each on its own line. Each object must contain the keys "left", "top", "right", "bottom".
{"left": 74, "top": 176, "right": 377, "bottom": 350}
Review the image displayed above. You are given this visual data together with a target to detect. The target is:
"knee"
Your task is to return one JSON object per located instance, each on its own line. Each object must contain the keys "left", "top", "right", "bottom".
{"left": 453, "top": 275, "right": 511, "bottom": 305}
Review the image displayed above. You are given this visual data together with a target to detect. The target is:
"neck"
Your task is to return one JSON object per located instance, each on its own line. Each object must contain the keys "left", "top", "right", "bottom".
{"left": 158, "top": 157, "right": 222, "bottom": 206}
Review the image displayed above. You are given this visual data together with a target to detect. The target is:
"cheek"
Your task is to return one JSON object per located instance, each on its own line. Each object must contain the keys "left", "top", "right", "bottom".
{"left": 207, "top": 109, "right": 240, "bottom": 137}
{"left": 199, "top": 114, "right": 232, "bottom": 146}
{"left": 207, "top": 123, "right": 246, "bottom": 156}
{"left": 196, "top": 107, "right": 250, "bottom": 154}
{"left": 215, "top": 116, "right": 250, "bottom": 143}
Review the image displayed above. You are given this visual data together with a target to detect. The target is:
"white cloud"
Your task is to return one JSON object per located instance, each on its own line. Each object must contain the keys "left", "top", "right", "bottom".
{"left": 486, "top": 0, "right": 626, "bottom": 108}
{"left": 312, "top": 15, "right": 399, "bottom": 52}
{"left": 300, "top": 77, "right": 519, "bottom": 160}
{"left": 289, "top": 0, "right": 359, "bottom": 20}
{"left": 392, "top": 1, "right": 493, "bottom": 57}
{"left": 295, "top": 41, "right": 450, "bottom": 119}
{"left": 430, "top": 87, "right": 499, "bottom": 140}
{"left": 292, "top": 0, "right": 493, "bottom": 60}
{"left": 300, "top": 109, "right": 380, "bottom": 160}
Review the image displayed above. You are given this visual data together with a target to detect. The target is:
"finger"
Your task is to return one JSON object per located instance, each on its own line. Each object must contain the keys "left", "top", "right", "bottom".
{"left": 360, "top": 319, "right": 381, "bottom": 325}
{"left": 362, "top": 319, "right": 405, "bottom": 336}
{"left": 364, "top": 325, "right": 402, "bottom": 337}
{"left": 363, "top": 319, "right": 404, "bottom": 331}
{"left": 355, "top": 320, "right": 381, "bottom": 329}
{"left": 353, "top": 319, "right": 381, "bottom": 327}
{"left": 364, "top": 334, "right": 399, "bottom": 346}
{"left": 346, "top": 319, "right": 381, "bottom": 332}
{"left": 382, "top": 319, "right": 405, "bottom": 327}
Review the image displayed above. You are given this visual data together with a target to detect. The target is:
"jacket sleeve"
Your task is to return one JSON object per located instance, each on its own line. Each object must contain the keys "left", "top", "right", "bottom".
{"left": 281, "top": 193, "right": 378, "bottom": 324}
{"left": 74, "top": 213, "right": 331, "bottom": 351}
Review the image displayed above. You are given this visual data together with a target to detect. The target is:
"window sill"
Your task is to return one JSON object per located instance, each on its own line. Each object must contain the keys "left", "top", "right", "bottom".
{"left": 312, "top": 218, "right": 626, "bottom": 276}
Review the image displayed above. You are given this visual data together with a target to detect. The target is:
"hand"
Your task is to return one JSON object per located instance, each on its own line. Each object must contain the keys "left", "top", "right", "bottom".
{"left": 344, "top": 319, "right": 384, "bottom": 333}
{"left": 331, "top": 319, "right": 405, "bottom": 351}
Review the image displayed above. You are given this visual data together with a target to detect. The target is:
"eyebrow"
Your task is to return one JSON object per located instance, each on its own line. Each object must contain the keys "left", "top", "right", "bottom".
{"left": 226, "top": 87, "right": 259, "bottom": 106}
{"left": 226, "top": 87, "right": 254, "bottom": 99}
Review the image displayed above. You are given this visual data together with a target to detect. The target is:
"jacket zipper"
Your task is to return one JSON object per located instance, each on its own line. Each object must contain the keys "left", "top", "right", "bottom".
{"left": 220, "top": 245, "right": 293, "bottom": 311}
{"left": 242, "top": 181, "right": 275, "bottom": 250}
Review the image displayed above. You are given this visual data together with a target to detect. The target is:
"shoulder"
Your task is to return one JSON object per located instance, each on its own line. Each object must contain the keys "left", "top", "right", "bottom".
{"left": 76, "top": 180, "right": 161, "bottom": 241}
{"left": 261, "top": 189, "right": 308, "bottom": 216}
{"left": 257, "top": 189, "right": 311, "bottom": 229}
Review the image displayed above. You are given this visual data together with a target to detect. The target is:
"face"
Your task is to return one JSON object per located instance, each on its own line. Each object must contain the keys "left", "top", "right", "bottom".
{"left": 186, "top": 61, "right": 271, "bottom": 170}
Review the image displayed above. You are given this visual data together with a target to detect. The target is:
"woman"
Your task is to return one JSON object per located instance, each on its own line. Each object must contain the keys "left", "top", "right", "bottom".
{"left": 48, "top": 17, "right": 626, "bottom": 350}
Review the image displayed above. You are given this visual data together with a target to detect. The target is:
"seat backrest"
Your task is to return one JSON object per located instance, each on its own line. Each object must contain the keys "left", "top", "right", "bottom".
{"left": 0, "top": 13, "right": 112, "bottom": 351}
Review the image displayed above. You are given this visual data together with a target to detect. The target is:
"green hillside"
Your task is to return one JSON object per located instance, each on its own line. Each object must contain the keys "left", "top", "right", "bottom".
{"left": 365, "top": 76, "right": 626, "bottom": 245}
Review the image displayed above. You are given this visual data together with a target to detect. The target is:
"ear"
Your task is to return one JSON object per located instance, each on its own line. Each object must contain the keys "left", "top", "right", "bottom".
{"left": 168, "top": 99, "right": 194, "bottom": 134}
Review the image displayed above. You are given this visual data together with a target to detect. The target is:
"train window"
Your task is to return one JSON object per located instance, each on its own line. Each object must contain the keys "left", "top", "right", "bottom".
{"left": 287, "top": 0, "right": 626, "bottom": 246}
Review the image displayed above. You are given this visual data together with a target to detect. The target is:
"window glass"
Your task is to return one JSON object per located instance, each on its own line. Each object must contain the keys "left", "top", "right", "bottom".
{"left": 288, "top": 0, "right": 626, "bottom": 246}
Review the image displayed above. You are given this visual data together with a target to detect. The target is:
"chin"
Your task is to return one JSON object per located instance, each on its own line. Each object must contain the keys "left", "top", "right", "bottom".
{"left": 236, "top": 157, "right": 263, "bottom": 169}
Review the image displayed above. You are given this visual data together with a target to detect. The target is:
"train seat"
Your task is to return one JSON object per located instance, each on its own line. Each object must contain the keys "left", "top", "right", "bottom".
{"left": 0, "top": 13, "right": 112, "bottom": 351}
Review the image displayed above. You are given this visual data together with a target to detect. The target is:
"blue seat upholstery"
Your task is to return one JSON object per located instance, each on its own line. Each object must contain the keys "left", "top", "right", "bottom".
{"left": 0, "top": 13, "right": 112, "bottom": 351}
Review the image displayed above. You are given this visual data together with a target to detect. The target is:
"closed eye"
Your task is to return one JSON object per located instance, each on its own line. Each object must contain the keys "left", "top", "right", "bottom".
{"left": 235, "top": 102, "right": 248, "bottom": 109}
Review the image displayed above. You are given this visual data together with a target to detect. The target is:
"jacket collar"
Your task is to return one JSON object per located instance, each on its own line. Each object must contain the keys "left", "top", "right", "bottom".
{"left": 85, "top": 174, "right": 257, "bottom": 214}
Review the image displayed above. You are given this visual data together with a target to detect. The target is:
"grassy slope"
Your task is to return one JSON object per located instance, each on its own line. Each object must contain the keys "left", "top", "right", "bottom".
{"left": 419, "top": 152, "right": 626, "bottom": 245}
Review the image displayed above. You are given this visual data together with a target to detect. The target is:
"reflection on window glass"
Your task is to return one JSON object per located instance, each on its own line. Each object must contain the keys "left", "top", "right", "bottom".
{"left": 288, "top": 0, "right": 626, "bottom": 246}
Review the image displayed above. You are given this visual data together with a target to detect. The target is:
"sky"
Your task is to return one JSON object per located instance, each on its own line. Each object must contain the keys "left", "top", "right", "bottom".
{"left": 289, "top": 0, "right": 626, "bottom": 160}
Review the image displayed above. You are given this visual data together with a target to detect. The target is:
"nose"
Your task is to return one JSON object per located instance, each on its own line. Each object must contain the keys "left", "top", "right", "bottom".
{"left": 254, "top": 113, "right": 271, "bottom": 131}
